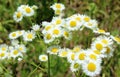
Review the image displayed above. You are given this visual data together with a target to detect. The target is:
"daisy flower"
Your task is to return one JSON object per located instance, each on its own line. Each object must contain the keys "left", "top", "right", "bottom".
{"left": 110, "top": 35, "right": 120, "bottom": 44}
{"left": 93, "top": 29, "right": 110, "bottom": 35}
{"left": 15, "top": 44, "right": 26, "bottom": 53}
{"left": 58, "top": 48, "right": 69, "bottom": 57}
{"left": 63, "top": 30, "right": 72, "bottom": 40}
{"left": 39, "top": 54, "right": 48, "bottom": 62}
{"left": 104, "top": 46, "right": 114, "bottom": 58}
{"left": 0, "top": 44, "right": 8, "bottom": 52}
{"left": 82, "top": 61, "right": 101, "bottom": 77}
{"left": 44, "top": 33, "right": 55, "bottom": 43}
{"left": 32, "top": 24, "right": 40, "bottom": 31}
{"left": 72, "top": 46, "right": 81, "bottom": 53}
{"left": 13, "top": 11, "right": 23, "bottom": 22}
{"left": 51, "top": 17, "right": 65, "bottom": 26}
{"left": 9, "top": 31, "right": 19, "bottom": 39}
{"left": 67, "top": 51, "right": 76, "bottom": 63}
{"left": 70, "top": 61, "right": 80, "bottom": 72}
{"left": 22, "top": 5, "right": 34, "bottom": 16}
{"left": 47, "top": 46, "right": 60, "bottom": 55}
{"left": 16, "top": 30, "right": 25, "bottom": 37}
{"left": 84, "top": 19, "right": 98, "bottom": 30}
{"left": 83, "top": 15, "right": 91, "bottom": 23}
{"left": 0, "top": 51, "right": 8, "bottom": 60}
{"left": 23, "top": 30, "right": 36, "bottom": 41}
{"left": 51, "top": 27, "right": 63, "bottom": 38}
{"left": 50, "top": 3, "right": 65, "bottom": 11}
{"left": 66, "top": 19, "right": 80, "bottom": 31}
{"left": 75, "top": 50, "right": 87, "bottom": 64}
{"left": 11, "top": 40, "right": 19, "bottom": 46}
{"left": 10, "top": 48, "right": 22, "bottom": 59}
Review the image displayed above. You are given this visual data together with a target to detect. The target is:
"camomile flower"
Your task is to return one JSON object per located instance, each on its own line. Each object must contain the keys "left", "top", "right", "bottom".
{"left": 0, "top": 51, "right": 7, "bottom": 60}
{"left": 82, "top": 15, "right": 91, "bottom": 23}
{"left": 67, "top": 51, "right": 76, "bottom": 63}
{"left": 63, "top": 30, "right": 72, "bottom": 40}
{"left": 17, "top": 5, "right": 27, "bottom": 12}
{"left": 93, "top": 29, "right": 110, "bottom": 35}
{"left": 16, "top": 30, "right": 25, "bottom": 37}
{"left": 84, "top": 19, "right": 98, "bottom": 30}
{"left": 47, "top": 46, "right": 60, "bottom": 55}
{"left": 72, "top": 46, "right": 81, "bottom": 53}
{"left": 86, "top": 50, "right": 102, "bottom": 64}
{"left": 82, "top": 61, "right": 101, "bottom": 77}
{"left": 44, "top": 33, "right": 55, "bottom": 43}
{"left": 22, "top": 5, "right": 34, "bottom": 16}
{"left": 23, "top": 30, "right": 36, "bottom": 41}
{"left": 31, "top": 5, "right": 38, "bottom": 10}
{"left": 104, "top": 46, "right": 114, "bottom": 58}
{"left": 51, "top": 17, "right": 65, "bottom": 26}
{"left": 50, "top": 3, "right": 65, "bottom": 11}
{"left": 66, "top": 19, "right": 80, "bottom": 31}
{"left": 32, "top": 24, "right": 40, "bottom": 31}
{"left": 92, "top": 48, "right": 105, "bottom": 58}
{"left": 75, "top": 50, "right": 86, "bottom": 64}
{"left": 110, "top": 35, "right": 120, "bottom": 44}
{"left": 11, "top": 40, "right": 19, "bottom": 46}
{"left": 96, "top": 36, "right": 113, "bottom": 46}
{"left": 10, "top": 48, "right": 22, "bottom": 59}
{"left": 39, "top": 54, "right": 48, "bottom": 62}
{"left": 9, "top": 31, "right": 19, "bottom": 39}
{"left": 51, "top": 27, "right": 63, "bottom": 37}
{"left": 0, "top": 44, "right": 8, "bottom": 52}
{"left": 70, "top": 61, "right": 80, "bottom": 72}
{"left": 15, "top": 44, "right": 26, "bottom": 53}
{"left": 54, "top": 9, "right": 62, "bottom": 15}
{"left": 91, "top": 40, "right": 106, "bottom": 53}
{"left": 58, "top": 48, "right": 69, "bottom": 57}
{"left": 42, "top": 23, "right": 53, "bottom": 34}
{"left": 13, "top": 11, "right": 23, "bottom": 22}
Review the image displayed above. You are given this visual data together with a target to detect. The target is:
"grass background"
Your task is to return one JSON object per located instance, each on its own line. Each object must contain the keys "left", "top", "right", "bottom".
{"left": 0, "top": 0, "right": 120, "bottom": 77}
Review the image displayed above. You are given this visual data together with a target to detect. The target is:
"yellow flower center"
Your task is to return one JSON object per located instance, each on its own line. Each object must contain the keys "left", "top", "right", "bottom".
{"left": 19, "top": 47, "right": 23, "bottom": 51}
{"left": 42, "top": 56, "right": 46, "bottom": 60}
{"left": 27, "top": 33, "right": 33, "bottom": 39}
{"left": 61, "top": 51, "right": 68, "bottom": 57}
{"left": 55, "top": 10, "right": 61, "bottom": 15}
{"left": 102, "top": 39, "right": 108, "bottom": 44}
{"left": 64, "top": 31, "right": 69, "bottom": 37}
{"left": 79, "top": 53, "right": 85, "bottom": 60}
{"left": 88, "top": 23, "right": 92, "bottom": 26}
{"left": 55, "top": 4, "right": 61, "bottom": 9}
{"left": 106, "top": 47, "right": 110, "bottom": 54}
{"left": 114, "top": 37, "right": 120, "bottom": 43}
{"left": 56, "top": 19, "right": 61, "bottom": 25}
{"left": 73, "top": 47, "right": 80, "bottom": 53}
{"left": 95, "top": 43, "right": 103, "bottom": 51}
{"left": 13, "top": 50, "right": 19, "bottom": 55}
{"left": 46, "top": 34, "right": 51, "bottom": 40}
{"left": 87, "top": 62, "right": 96, "bottom": 72}
{"left": 93, "top": 50, "right": 101, "bottom": 55}
{"left": 12, "top": 33, "right": 16, "bottom": 37}
{"left": 45, "top": 26, "right": 51, "bottom": 31}
{"left": 71, "top": 53, "right": 75, "bottom": 60}
{"left": 89, "top": 54, "right": 97, "bottom": 60}
{"left": 51, "top": 48, "right": 58, "bottom": 53}
{"left": 74, "top": 63, "right": 79, "bottom": 69}
{"left": 25, "top": 7, "right": 31, "bottom": 13}
{"left": 2, "top": 47, "right": 6, "bottom": 51}
{"left": 53, "top": 29, "right": 60, "bottom": 35}
{"left": 84, "top": 17, "right": 90, "bottom": 22}
{"left": 16, "top": 12, "right": 22, "bottom": 18}
{"left": 70, "top": 20, "right": 77, "bottom": 27}
{"left": 98, "top": 29, "right": 105, "bottom": 33}
{"left": 75, "top": 17, "right": 81, "bottom": 21}
{"left": 0, "top": 53, "right": 5, "bottom": 57}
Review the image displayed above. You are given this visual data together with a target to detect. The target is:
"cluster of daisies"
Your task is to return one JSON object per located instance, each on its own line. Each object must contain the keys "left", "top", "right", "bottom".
{"left": 0, "top": 40, "right": 26, "bottom": 61}
{"left": 13, "top": 4, "right": 38, "bottom": 22}
{"left": 39, "top": 3, "right": 120, "bottom": 77}
{"left": 9, "top": 24, "right": 40, "bottom": 42}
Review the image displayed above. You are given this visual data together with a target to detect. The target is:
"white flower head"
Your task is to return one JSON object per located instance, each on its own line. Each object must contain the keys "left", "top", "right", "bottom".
{"left": 0, "top": 44, "right": 8, "bottom": 52}
{"left": 13, "top": 11, "right": 23, "bottom": 22}
{"left": 70, "top": 61, "right": 80, "bottom": 72}
{"left": 9, "top": 31, "right": 19, "bottom": 40}
{"left": 22, "top": 5, "right": 34, "bottom": 16}
{"left": 44, "top": 33, "right": 55, "bottom": 43}
{"left": 23, "top": 30, "right": 36, "bottom": 41}
{"left": 32, "top": 24, "right": 40, "bottom": 31}
{"left": 50, "top": 3, "right": 65, "bottom": 11}
{"left": 47, "top": 46, "right": 60, "bottom": 55}
{"left": 39, "top": 54, "right": 48, "bottom": 62}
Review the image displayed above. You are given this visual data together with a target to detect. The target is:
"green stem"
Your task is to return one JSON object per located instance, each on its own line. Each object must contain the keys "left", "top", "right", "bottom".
{"left": 48, "top": 53, "right": 50, "bottom": 77}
